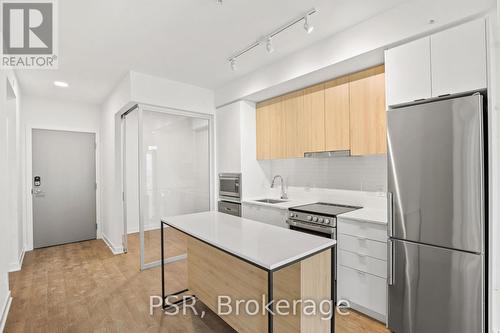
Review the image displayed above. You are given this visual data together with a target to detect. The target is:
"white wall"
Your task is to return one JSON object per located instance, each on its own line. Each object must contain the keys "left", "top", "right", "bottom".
{"left": 5, "top": 80, "right": 22, "bottom": 274}
{"left": 215, "top": 0, "right": 495, "bottom": 106}
{"left": 266, "top": 155, "right": 387, "bottom": 192}
{"left": 215, "top": 101, "right": 270, "bottom": 199}
{"left": 487, "top": 7, "right": 500, "bottom": 332}
{"left": 130, "top": 71, "right": 215, "bottom": 115}
{"left": 216, "top": 102, "right": 242, "bottom": 174}
{"left": 100, "top": 72, "right": 215, "bottom": 253}
{"left": 99, "top": 73, "right": 133, "bottom": 253}
{"left": 239, "top": 101, "right": 271, "bottom": 198}
{"left": 0, "top": 69, "right": 21, "bottom": 331}
{"left": 21, "top": 96, "right": 100, "bottom": 252}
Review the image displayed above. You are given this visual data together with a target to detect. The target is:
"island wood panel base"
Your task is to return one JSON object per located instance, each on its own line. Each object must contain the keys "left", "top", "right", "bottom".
{"left": 187, "top": 237, "right": 268, "bottom": 333}
{"left": 273, "top": 249, "right": 331, "bottom": 333}
{"left": 187, "top": 236, "right": 332, "bottom": 333}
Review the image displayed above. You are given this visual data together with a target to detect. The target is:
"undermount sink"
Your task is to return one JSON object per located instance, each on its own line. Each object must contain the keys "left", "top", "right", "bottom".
{"left": 254, "top": 198, "right": 287, "bottom": 204}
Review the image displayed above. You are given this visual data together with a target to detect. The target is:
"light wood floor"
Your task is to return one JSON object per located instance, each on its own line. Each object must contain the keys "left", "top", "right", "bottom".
{"left": 6, "top": 230, "right": 389, "bottom": 333}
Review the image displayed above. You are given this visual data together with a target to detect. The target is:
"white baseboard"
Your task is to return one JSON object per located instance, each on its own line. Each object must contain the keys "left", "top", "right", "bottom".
{"left": 102, "top": 233, "right": 124, "bottom": 255}
{"left": 8, "top": 248, "right": 25, "bottom": 272}
{"left": 0, "top": 291, "right": 12, "bottom": 333}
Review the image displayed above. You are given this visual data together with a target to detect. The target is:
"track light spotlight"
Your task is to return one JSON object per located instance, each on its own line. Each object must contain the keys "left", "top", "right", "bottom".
{"left": 227, "top": 8, "right": 316, "bottom": 72}
{"left": 265, "top": 37, "right": 274, "bottom": 53}
{"left": 216, "top": 0, "right": 223, "bottom": 4}
{"left": 303, "top": 15, "right": 314, "bottom": 34}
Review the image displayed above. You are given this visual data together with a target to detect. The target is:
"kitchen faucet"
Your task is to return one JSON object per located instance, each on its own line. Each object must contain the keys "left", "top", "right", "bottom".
{"left": 271, "top": 175, "right": 288, "bottom": 200}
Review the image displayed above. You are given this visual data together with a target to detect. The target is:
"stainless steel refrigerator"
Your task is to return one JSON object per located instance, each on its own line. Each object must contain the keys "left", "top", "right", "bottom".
{"left": 387, "top": 94, "right": 486, "bottom": 333}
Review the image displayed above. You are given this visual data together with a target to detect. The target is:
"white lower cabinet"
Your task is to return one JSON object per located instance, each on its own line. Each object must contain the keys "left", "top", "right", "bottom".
{"left": 337, "top": 217, "right": 387, "bottom": 323}
{"left": 241, "top": 203, "right": 288, "bottom": 228}
{"left": 338, "top": 265, "right": 387, "bottom": 319}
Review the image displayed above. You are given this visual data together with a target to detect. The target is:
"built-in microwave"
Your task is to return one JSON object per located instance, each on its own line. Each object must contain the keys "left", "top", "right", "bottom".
{"left": 218, "top": 173, "right": 241, "bottom": 201}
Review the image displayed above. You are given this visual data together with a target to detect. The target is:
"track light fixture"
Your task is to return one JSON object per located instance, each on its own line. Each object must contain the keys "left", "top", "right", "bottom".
{"left": 265, "top": 37, "right": 274, "bottom": 53}
{"left": 227, "top": 8, "right": 316, "bottom": 71}
{"left": 304, "top": 15, "right": 314, "bottom": 34}
{"left": 216, "top": 0, "right": 223, "bottom": 4}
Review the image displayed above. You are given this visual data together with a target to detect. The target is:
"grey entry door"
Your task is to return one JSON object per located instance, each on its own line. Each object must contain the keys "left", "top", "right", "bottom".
{"left": 32, "top": 129, "right": 97, "bottom": 248}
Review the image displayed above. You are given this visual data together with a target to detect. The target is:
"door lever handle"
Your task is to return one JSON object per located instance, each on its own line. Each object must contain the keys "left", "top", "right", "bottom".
{"left": 32, "top": 188, "right": 44, "bottom": 196}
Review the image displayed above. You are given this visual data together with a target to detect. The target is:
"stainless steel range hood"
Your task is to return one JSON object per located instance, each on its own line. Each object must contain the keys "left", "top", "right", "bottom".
{"left": 303, "top": 150, "right": 351, "bottom": 158}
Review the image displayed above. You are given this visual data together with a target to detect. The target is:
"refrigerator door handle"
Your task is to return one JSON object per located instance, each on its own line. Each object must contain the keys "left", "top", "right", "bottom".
{"left": 387, "top": 239, "right": 394, "bottom": 286}
{"left": 387, "top": 192, "right": 393, "bottom": 237}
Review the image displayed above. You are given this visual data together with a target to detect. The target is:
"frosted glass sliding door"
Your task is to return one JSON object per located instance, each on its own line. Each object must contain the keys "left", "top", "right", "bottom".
{"left": 139, "top": 107, "right": 212, "bottom": 270}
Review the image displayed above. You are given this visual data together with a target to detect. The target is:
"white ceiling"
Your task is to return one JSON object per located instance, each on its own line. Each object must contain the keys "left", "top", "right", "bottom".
{"left": 16, "top": 0, "right": 407, "bottom": 105}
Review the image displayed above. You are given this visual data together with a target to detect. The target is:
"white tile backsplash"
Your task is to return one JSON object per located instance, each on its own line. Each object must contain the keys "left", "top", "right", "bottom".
{"left": 266, "top": 155, "right": 387, "bottom": 192}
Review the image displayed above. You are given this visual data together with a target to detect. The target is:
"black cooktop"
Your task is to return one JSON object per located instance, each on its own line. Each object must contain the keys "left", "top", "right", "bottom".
{"left": 289, "top": 202, "right": 362, "bottom": 217}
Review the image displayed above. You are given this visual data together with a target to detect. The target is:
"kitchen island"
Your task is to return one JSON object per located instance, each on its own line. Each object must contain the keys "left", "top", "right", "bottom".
{"left": 161, "top": 211, "right": 335, "bottom": 333}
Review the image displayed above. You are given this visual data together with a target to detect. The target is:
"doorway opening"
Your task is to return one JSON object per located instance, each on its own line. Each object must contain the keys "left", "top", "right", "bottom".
{"left": 121, "top": 105, "right": 213, "bottom": 270}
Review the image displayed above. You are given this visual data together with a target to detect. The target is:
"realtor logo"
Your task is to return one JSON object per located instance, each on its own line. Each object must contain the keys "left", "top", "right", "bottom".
{"left": 1, "top": 0, "right": 58, "bottom": 68}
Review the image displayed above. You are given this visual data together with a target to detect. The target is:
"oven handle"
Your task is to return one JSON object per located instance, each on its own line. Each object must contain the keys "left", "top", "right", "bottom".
{"left": 286, "top": 219, "right": 335, "bottom": 235}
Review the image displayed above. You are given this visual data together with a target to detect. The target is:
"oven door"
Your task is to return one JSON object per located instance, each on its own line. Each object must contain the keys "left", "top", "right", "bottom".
{"left": 287, "top": 219, "right": 336, "bottom": 239}
{"left": 219, "top": 173, "right": 241, "bottom": 199}
{"left": 288, "top": 219, "right": 337, "bottom": 301}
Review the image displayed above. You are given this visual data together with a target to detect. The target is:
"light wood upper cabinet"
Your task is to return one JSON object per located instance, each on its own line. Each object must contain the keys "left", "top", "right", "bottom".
{"left": 304, "top": 84, "right": 326, "bottom": 153}
{"left": 283, "top": 90, "right": 305, "bottom": 158}
{"left": 324, "top": 77, "right": 350, "bottom": 151}
{"left": 256, "top": 97, "right": 284, "bottom": 160}
{"left": 255, "top": 65, "right": 387, "bottom": 159}
{"left": 349, "top": 66, "right": 387, "bottom": 156}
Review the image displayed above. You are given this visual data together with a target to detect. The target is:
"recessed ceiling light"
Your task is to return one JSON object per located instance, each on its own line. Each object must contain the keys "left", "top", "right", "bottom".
{"left": 54, "top": 81, "right": 69, "bottom": 88}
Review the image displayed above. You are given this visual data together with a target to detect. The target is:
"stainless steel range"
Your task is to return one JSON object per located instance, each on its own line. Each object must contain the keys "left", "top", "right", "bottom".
{"left": 286, "top": 202, "right": 362, "bottom": 239}
{"left": 286, "top": 202, "right": 361, "bottom": 303}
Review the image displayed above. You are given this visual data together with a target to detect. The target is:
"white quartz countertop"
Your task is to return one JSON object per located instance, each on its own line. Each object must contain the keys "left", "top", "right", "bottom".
{"left": 162, "top": 211, "right": 335, "bottom": 271}
{"left": 338, "top": 208, "right": 387, "bottom": 224}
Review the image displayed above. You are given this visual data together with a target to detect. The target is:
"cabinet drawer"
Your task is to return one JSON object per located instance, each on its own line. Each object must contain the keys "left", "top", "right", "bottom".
{"left": 338, "top": 233, "right": 386, "bottom": 261}
{"left": 338, "top": 249, "right": 387, "bottom": 278}
{"left": 338, "top": 218, "right": 387, "bottom": 242}
{"left": 337, "top": 265, "right": 387, "bottom": 316}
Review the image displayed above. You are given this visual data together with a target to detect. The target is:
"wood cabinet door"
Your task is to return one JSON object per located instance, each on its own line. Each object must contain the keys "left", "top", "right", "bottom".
{"left": 385, "top": 37, "right": 431, "bottom": 106}
{"left": 303, "top": 83, "right": 325, "bottom": 153}
{"left": 324, "top": 76, "right": 350, "bottom": 151}
{"left": 283, "top": 90, "right": 305, "bottom": 158}
{"left": 256, "top": 96, "right": 284, "bottom": 160}
{"left": 430, "top": 18, "right": 487, "bottom": 97}
{"left": 256, "top": 101, "right": 270, "bottom": 160}
{"left": 349, "top": 66, "right": 387, "bottom": 156}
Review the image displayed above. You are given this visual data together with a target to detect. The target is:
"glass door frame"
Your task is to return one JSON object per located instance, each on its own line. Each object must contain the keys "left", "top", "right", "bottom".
{"left": 136, "top": 103, "right": 214, "bottom": 270}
